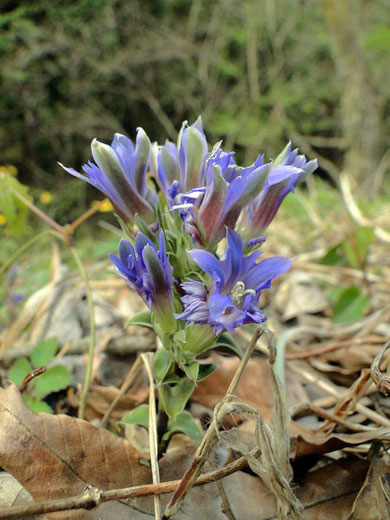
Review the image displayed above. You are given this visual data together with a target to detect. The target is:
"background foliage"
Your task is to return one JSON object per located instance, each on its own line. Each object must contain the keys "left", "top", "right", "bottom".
{"left": 0, "top": 0, "right": 389, "bottom": 214}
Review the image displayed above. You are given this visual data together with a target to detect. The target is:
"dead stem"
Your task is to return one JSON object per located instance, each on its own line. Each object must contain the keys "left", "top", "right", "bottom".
{"left": 162, "top": 327, "right": 264, "bottom": 519}
{"left": 0, "top": 451, "right": 259, "bottom": 519}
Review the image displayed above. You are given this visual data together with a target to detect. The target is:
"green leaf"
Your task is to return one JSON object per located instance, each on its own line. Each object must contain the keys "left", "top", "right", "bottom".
{"left": 182, "top": 361, "right": 199, "bottom": 382}
{"left": 31, "top": 337, "right": 58, "bottom": 368}
{"left": 34, "top": 365, "right": 72, "bottom": 397}
{"left": 162, "top": 411, "right": 203, "bottom": 443}
{"left": 23, "top": 395, "right": 53, "bottom": 414}
{"left": 211, "top": 333, "right": 243, "bottom": 358}
{"left": 154, "top": 348, "right": 172, "bottom": 384}
{"left": 342, "top": 227, "right": 375, "bottom": 270}
{"left": 197, "top": 362, "right": 218, "bottom": 381}
{"left": 332, "top": 286, "right": 370, "bottom": 324}
{"left": 319, "top": 243, "right": 345, "bottom": 266}
{"left": 8, "top": 358, "right": 31, "bottom": 386}
{"left": 125, "top": 310, "right": 154, "bottom": 330}
{"left": 118, "top": 404, "right": 149, "bottom": 429}
{"left": 158, "top": 379, "right": 195, "bottom": 421}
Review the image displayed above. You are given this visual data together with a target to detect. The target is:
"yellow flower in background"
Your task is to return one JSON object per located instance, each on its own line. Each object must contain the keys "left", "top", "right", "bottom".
{"left": 40, "top": 191, "right": 53, "bottom": 204}
{"left": 0, "top": 214, "right": 7, "bottom": 225}
{"left": 0, "top": 165, "right": 17, "bottom": 176}
{"left": 91, "top": 199, "right": 113, "bottom": 212}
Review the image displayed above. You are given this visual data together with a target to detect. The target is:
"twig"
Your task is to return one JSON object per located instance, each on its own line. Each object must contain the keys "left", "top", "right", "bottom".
{"left": 290, "top": 363, "right": 390, "bottom": 427}
{"left": 7, "top": 184, "right": 64, "bottom": 235}
{"left": 70, "top": 246, "right": 95, "bottom": 421}
{"left": 18, "top": 367, "right": 47, "bottom": 393}
{"left": 162, "top": 327, "right": 264, "bottom": 519}
{"left": 370, "top": 340, "right": 390, "bottom": 395}
{"left": 101, "top": 356, "right": 144, "bottom": 428}
{"left": 141, "top": 352, "right": 161, "bottom": 520}
{"left": 0, "top": 451, "right": 258, "bottom": 519}
{"left": 70, "top": 199, "right": 109, "bottom": 231}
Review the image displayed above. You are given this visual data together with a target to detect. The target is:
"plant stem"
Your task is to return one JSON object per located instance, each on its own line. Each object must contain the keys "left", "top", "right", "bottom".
{"left": 0, "top": 229, "right": 61, "bottom": 277}
{"left": 69, "top": 245, "right": 95, "bottom": 420}
{"left": 7, "top": 184, "right": 64, "bottom": 234}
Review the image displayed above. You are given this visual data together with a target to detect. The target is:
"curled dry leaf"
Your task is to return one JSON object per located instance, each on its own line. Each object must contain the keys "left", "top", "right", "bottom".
{"left": 0, "top": 384, "right": 151, "bottom": 519}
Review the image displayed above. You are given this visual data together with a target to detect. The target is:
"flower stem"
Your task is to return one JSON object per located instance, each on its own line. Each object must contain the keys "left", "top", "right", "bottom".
{"left": 69, "top": 245, "right": 95, "bottom": 420}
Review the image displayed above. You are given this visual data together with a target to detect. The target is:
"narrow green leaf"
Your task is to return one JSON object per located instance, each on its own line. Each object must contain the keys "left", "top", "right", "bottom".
{"left": 118, "top": 404, "right": 149, "bottom": 429}
{"left": 154, "top": 348, "right": 172, "bottom": 384}
{"left": 31, "top": 337, "right": 58, "bottom": 368}
{"left": 34, "top": 365, "right": 72, "bottom": 397}
{"left": 8, "top": 358, "right": 31, "bottom": 386}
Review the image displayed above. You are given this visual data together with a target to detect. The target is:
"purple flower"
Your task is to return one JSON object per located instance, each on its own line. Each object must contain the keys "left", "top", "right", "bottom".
{"left": 173, "top": 149, "right": 271, "bottom": 248}
{"left": 152, "top": 117, "right": 208, "bottom": 203}
{"left": 59, "top": 129, "right": 157, "bottom": 223}
{"left": 241, "top": 143, "right": 318, "bottom": 239}
{"left": 176, "top": 229, "right": 292, "bottom": 334}
{"left": 109, "top": 231, "right": 175, "bottom": 332}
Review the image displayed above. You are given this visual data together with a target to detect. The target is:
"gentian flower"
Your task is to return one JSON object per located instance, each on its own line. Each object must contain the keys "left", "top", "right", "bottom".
{"left": 152, "top": 117, "right": 208, "bottom": 203}
{"left": 240, "top": 143, "right": 318, "bottom": 239}
{"left": 173, "top": 148, "right": 272, "bottom": 248}
{"left": 176, "top": 229, "right": 292, "bottom": 334}
{"left": 59, "top": 129, "right": 157, "bottom": 224}
{"left": 109, "top": 231, "right": 175, "bottom": 333}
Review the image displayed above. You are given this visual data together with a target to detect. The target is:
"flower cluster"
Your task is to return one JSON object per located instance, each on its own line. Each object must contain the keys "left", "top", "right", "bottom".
{"left": 61, "top": 117, "right": 317, "bottom": 417}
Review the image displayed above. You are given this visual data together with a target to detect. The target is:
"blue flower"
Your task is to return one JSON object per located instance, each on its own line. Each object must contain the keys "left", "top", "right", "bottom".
{"left": 109, "top": 231, "right": 175, "bottom": 332}
{"left": 152, "top": 117, "right": 208, "bottom": 203}
{"left": 241, "top": 143, "right": 318, "bottom": 239}
{"left": 173, "top": 148, "right": 272, "bottom": 248}
{"left": 176, "top": 229, "right": 292, "bottom": 334}
{"left": 59, "top": 129, "right": 157, "bottom": 223}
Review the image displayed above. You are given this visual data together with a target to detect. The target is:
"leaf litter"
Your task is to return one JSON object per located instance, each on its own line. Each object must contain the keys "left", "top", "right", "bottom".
{"left": 1, "top": 204, "right": 390, "bottom": 518}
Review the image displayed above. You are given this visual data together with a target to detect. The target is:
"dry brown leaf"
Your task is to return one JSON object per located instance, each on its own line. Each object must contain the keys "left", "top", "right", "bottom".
{"left": 274, "top": 271, "right": 329, "bottom": 320}
{"left": 348, "top": 457, "right": 390, "bottom": 520}
{"left": 292, "top": 427, "right": 390, "bottom": 459}
{"left": 0, "top": 384, "right": 151, "bottom": 519}
{"left": 0, "top": 472, "right": 44, "bottom": 520}
{"left": 84, "top": 384, "right": 149, "bottom": 422}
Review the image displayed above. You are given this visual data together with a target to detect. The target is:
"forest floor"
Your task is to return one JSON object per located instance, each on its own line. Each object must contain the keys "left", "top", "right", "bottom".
{"left": 0, "top": 177, "right": 390, "bottom": 519}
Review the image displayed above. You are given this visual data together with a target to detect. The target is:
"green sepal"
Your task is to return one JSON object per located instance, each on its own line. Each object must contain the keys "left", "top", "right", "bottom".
{"left": 125, "top": 310, "right": 154, "bottom": 330}
{"left": 134, "top": 214, "right": 156, "bottom": 242}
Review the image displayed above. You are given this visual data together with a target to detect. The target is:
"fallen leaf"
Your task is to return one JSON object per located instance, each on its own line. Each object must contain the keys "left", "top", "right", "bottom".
{"left": 192, "top": 354, "right": 274, "bottom": 425}
{"left": 0, "top": 384, "right": 151, "bottom": 519}
{"left": 0, "top": 472, "right": 44, "bottom": 520}
{"left": 84, "top": 384, "right": 149, "bottom": 422}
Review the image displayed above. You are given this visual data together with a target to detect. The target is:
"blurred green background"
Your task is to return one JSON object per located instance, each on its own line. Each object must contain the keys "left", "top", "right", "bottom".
{"left": 0, "top": 0, "right": 389, "bottom": 224}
